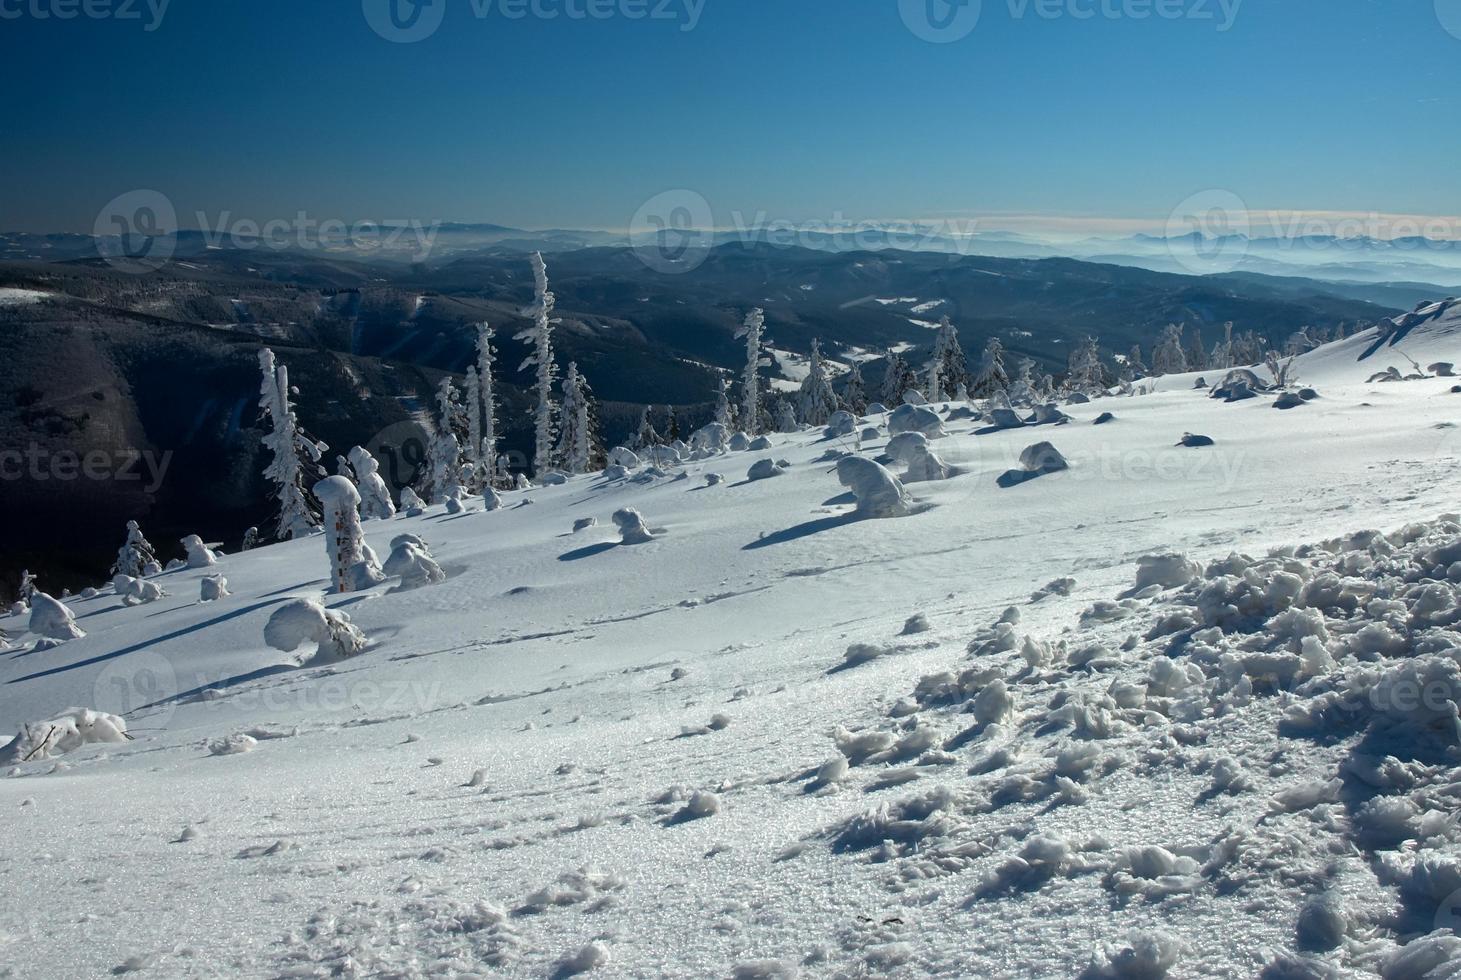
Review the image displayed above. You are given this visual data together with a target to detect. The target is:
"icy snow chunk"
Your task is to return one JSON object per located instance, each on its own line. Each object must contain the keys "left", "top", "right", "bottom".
{"left": 572, "top": 517, "right": 598, "bottom": 533}
{"left": 972, "top": 679, "right": 1014, "bottom": 726}
{"left": 810, "top": 756, "right": 849, "bottom": 790}
{"left": 1178, "top": 432, "right": 1216, "bottom": 448}
{"left": 840, "top": 642, "right": 892, "bottom": 669}
{"left": 1381, "top": 934, "right": 1461, "bottom": 980}
{"left": 836, "top": 457, "right": 912, "bottom": 518}
{"left": 554, "top": 942, "right": 609, "bottom": 976}
{"left": 28, "top": 592, "right": 84, "bottom": 641}
{"left": 705, "top": 472, "right": 724, "bottom": 486}
{"left": 208, "top": 733, "right": 258, "bottom": 756}
{"left": 612, "top": 508, "right": 655, "bottom": 544}
{"left": 1032, "top": 577, "right": 1076, "bottom": 601}
{"left": 383, "top": 535, "right": 445, "bottom": 589}
{"left": 831, "top": 785, "right": 961, "bottom": 852}
{"left": 690, "top": 422, "right": 730, "bottom": 453}
{"left": 885, "top": 431, "right": 930, "bottom": 464}
{"left": 263, "top": 598, "right": 367, "bottom": 664}
{"left": 113, "top": 575, "right": 164, "bottom": 606}
{"left": 901, "top": 613, "right": 931, "bottom": 635}
{"left": 671, "top": 791, "right": 720, "bottom": 822}
{"left": 833, "top": 727, "right": 895, "bottom": 763}
{"left": 1132, "top": 553, "right": 1201, "bottom": 592}
{"left": 1295, "top": 895, "right": 1348, "bottom": 951}
{"left": 1088, "top": 931, "right": 1183, "bottom": 979}
{"left": 749, "top": 435, "right": 773, "bottom": 451}
{"left": 823, "top": 410, "right": 857, "bottom": 438}
{"left": 905, "top": 444, "right": 951, "bottom": 482}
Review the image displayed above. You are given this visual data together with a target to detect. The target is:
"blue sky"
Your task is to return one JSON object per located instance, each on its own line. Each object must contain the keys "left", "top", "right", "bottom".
{"left": 3, "top": 0, "right": 1459, "bottom": 235}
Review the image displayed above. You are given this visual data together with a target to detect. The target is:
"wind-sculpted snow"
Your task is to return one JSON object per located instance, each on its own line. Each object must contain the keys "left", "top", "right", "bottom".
{"left": 1, "top": 333, "right": 1460, "bottom": 976}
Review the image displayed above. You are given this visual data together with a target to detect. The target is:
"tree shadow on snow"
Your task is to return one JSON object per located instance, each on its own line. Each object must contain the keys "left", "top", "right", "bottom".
{"left": 743, "top": 513, "right": 857, "bottom": 550}
{"left": 558, "top": 541, "right": 623, "bottom": 562}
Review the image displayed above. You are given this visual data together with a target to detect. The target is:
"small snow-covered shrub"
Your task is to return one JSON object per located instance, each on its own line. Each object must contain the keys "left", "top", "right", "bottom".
{"left": 113, "top": 574, "right": 165, "bottom": 606}
{"left": 180, "top": 535, "right": 219, "bottom": 568}
{"left": 3, "top": 707, "right": 128, "bottom": 763}
{"left": 1019, "top": 441, "right": 1068, "bottom": 474}
{"left": 383, "top": 534, "right": 445, "bottom": 589}
{"left": 887, "top": 403, "right": 945, "bottom": 438}
{"left": 905, "top": 444, "right": 951, "bottom": 482}
{"left": 836, "top": 457, "right": 911, "bottom": 518}
{"left": 885, "top": 431, "right": 929, "bottom": 464}
{"left": 28, "top": 592, "right": 84, "bottom": 641}
{"left": 747, "top": 458, "right": 784, "bottom": 481}
{"left": 349, "top": 445, "right": 397, "bottom": 519}
{"left": 690, "top": 422, "right": 730, "bottom": 454}
{"left": 200, "top": 575, "right": 229, "bottom": 602}
{"left": 824, "top": 410, "right": 857, "bottom": 438}
{"left": 607, "top": 446, "right": 640, "bottom": 468}
{"left": 613, "top": 508, "right": 655, "bottom": 545}
{"left": 263, "top": 598, "right": 367, "bottom": 664}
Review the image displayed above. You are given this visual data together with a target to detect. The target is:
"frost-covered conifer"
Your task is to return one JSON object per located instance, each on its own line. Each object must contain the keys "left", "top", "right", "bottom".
{"left": 313, "top": 476, "right": 383, "bottom": 594}
{"left": 714, "top": 377, "right": 735, "bottom": 428}
{"left": 971, "top": 338, "right": 1010, "bottom": 398}
{"left": 927, "top": 317, "right": 967, "bottom": 400}
{"left": 797, "top": 339, "right": 839, "bottom": 425}
{"left": 257, "top": 348, "right": 327, "bottom": 540}
{"left": 556, "top": 362, "right": 594, "bottom": 475}
{"left": 735, "top": 308, "right": 766, "bottom": 435}
{"left": 348, "top": 446, "right": 397, "bottom": 520}
{"left": 881, "top": 349, "right": 917, "bottom": 405}
{"left": 632, "top": 407, "right": 661, "bottom": 451}
{"left": 775, "top": 399, "right": 799, "bottom": 433}
{"left": 1152, "top": 324, "right": 1188, "bottom": 376}
{"left": 842, "top": 361, "right": 868, "bottom": 416}
{"left": 111, "top": 520, "right": 159, "bottom": 578}
{"left": 516, "top": 253, "right": 558, "bottom": 475}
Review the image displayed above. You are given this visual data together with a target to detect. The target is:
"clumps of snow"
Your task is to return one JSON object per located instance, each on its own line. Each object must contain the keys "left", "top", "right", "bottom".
{"left": 887, "top": 403, "right": 945, "bottom": 438}
{"left": 572, "top": 516, "right": 598, "bottom": 533}
{"left": 747, "top": 458, "right": 785, "bottom": 481}
{"left": 518, "top": 868, "right": 625, "bottom": 915}
{"left": 383, "top": 534, "right": 445, "bottom": 589}
{"left": 831, "top": 785, "right": 963, "bottom": 854}
{"left": 901, "top": 613, "right": 931, "bottom": 635}
{"left": 1274, "top": 391, "right": 1306, "bottom": 409}
{"left": 885, "top": 431, "right": 930, "bottom": 465}
{"left": 607, "top": 446, "right": 640, "bottom": 468}
{"left": 208, "top": 733, "right": 258, "bottom": 756}
{"left": 1094, "top": 411, "right": 1116, "bottom": 424}
{"left": 824, "top": 410, "right": 857, "bottom": 439}
{"left": 1032, "top": 577, "right": 1076, "bottom": 601}
{"left": 1131, "top": 553, "right": 1202, "bottom": 593}
{"left": 1296, "top": 894, "right": 1349, "bottom": 951}
{"left": 113, "top": 574, "right": 165, "bottom": 606}
{"left": 749, "top": 435, "right": 774, "bottom": 451}
{"left": 263, "top": 598, "right": 367, "bottom": 664}
{"left": 836, "top": 457, "right": 911, "bottom": 518}
{"left": 670, "top": 790, "right": 720, "bottom": 823}
{"left": 399, "top": 486, "right": 427, "bottom": 516}
{"left": 1178, "top": 432, "right": 1216, "bottom": 448}
{"left": 180, "top": 535, "right": 219, "bottom": 567}
{"left": 839, "top": 642, "right": 893, "bottom": 670}
{"left": 998, "top": 441, "right": 1069, "bottom": 487}
{"left": 905, "top": 442, "right": 952, "bottom": 482}
{"left": 28, "top": 592, "right": 84, "bottom": 641}
{"left": 3, "top": 707, "right": 128, "bottom": 763}
{"left": 200, "top": 575, "right": 229, "bottom": 601}
{"left": 612, "top": 508, "right": 655, "bottom": 544}
{"left": 554, "top": 941, "right": 609, "bottom": 976}
{"left": 1085, "top": 931, "right": 1183, "bottom": 979}
{"left": 808, "top": 756, "right": 849, "bottom": 790}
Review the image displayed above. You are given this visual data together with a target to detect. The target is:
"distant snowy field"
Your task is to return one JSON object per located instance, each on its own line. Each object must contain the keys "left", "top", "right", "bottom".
{"left": 2, "top": 308, "right": 1460, "bottom": 978}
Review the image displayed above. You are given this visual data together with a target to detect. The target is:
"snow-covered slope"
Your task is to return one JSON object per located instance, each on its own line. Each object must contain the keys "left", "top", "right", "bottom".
{"left": 2, "top": 324, "right": 1459, "bottom": 977}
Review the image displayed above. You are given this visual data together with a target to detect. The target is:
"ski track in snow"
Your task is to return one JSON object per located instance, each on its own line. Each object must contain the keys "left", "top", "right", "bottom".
{"left": 1, "top": 316, "right": 1460, "bottom": 978}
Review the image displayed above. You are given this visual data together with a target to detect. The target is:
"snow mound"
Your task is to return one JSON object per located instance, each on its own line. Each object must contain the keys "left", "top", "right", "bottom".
{"left": 3, "top": 707, "right": 128, "bottom": 763}
{"left": 263, "top": 599, "right": 368, "bottom": 664}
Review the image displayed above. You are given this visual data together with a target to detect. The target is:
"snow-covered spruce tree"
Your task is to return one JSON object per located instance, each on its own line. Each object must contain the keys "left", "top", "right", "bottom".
{"left": 735, "top": 308, "right": 766, "bottom": 434}
{"left": 1231, "top": 329, "right": 1265, "bottom": 367}
{"left": 665, "top": 405, "right": 681, "bottom": 443}
{"left": 774, "top": 398, "right": 799, "bottom": 433}
{"left": 841, "top": 360, "right": 868, "bottom": 416}
{"left": 555, "top": 362, "right": 593, "bottom": 475}
{"left": 1151, "top": 324, "right": 1188, "bottom": 376}
{"left": 348, "top": 445, "right": 396, "bottom": 520}
{"left": 313, "top": 476, "right": 384, "bottom": 594}
{"left": 970, "top": 337, "right": 1010, "bottom": 399}
{"left": 1187, "top": 324, "right": 1209, "bottom": 371}
{"left": 240, "top": 527, "right": 259, "bottom": 552}
{"left": 881, "top": 349, "right": 917, "bottom": 406}
{"left": 1126, "top": 344, "right": 1148, "bottom": 380}
{"left": 424, "top": 378, "right": 464, "bottom": 505}
{"left": 472, "top": 322, "right": 500, "bottom": 483}
{"left": 463, "top": 366, "right": 484, "bottom": 489}
{"left": 928, "top": 316, "right": 967, "bottom": 400}
{"left": 18, "top": 569, "right": 36, "bottom": 606}
{"left": 797, "top": 339, "right": 839, "bottom": 426}
{"left": 111, "top": 520, "right": 159, "bottom": 578}
{"left": 336, "top": 455, "right": 355, "bottom": 481}
{"left": 257, "top": 348, "right": 327, "bottom": 540}
{"left": 713, "top": 377, "right": 736, "bottom": 429}
{"left": 1209, "top": 322, "right": 1234, "bottom": 371}
{"left": 632, "top": 407, "right": 661, "bottom": 451}
{"left": 1067, "top": 336, "right": 1106, "bottom": 395}
{"left": 516, "top": 252, "right": 558, "bottom": 475}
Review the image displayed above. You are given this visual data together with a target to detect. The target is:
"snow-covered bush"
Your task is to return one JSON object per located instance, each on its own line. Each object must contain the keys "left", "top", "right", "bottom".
{"left": 111, "top": 520, "right": 158, "bottom": 578}
{"left": 263, "top": 598, "right": 367, "bottom": 663}
{"left": 824, "top": 410, "right": 857, "bottom": 439}
{"left": 200, "top": 575, "right": 229, "bottom": 602}
{"left": 2, "top": 707, "right": 128, "bottom": 763}
{"left": 28, "top": 592, "right": 84, "bottom": 641}
{"left": 836, "top": 457, "right": 911, "bottom": 518}
{"left": 113, "top": 574, "right": 165, "bottom": 606}
{"left": 180, "top": 534, "right": 218, "bottom": 568}
{"left": 748, "top": 459, "right": 784, "bottom": 481}
{"left": 887, "top": 403, "right": 945, "bottom": 438}
{"left": 905, "top": 443, "right": 951, "bottom": 483}
{"left": 383, "top": 534, "right": 445, "bottom": 589}
{"left": 313, "top": 476, "right": 385, "bottom": 593}
{"left": 258, "top": 348, "right": 327, "bottom": 540}
{"left": 613, "top": 508, "right": 655, "bottom": 545}
{"left": 608, "top": 446, "right": 640, "bottom": 468}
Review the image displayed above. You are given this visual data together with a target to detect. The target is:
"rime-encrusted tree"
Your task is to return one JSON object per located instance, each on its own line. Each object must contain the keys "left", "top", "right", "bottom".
{"left": 881, "top": 349, "right": 917, "bottom": 405}
{"left": 1152, "top": 324, "right": 1188, "bottom": 376}
{"left": 257, "top": 348, "right": 327, "bottom": 540}
{"left": 970, "top": 337, "right": 1010, "bottom": 399}
{"left": 735, "top": 308, "right": 766, "bottom": 434}
{"left": 1285, "top": 328, "right": 1315, "bottom": 357}
{"left": 111, "top": 520, "right": 159, "bottom": 578}
{"left": 927, "top": 316, "right": 967, "bottom": 401}
{"left": 1067, "top": 336, "right": 1106, "bottom": 395}
{"left": 632, "top": 407, "right": 661, "bottom": 451}
{"left": 1187, "top": 324, "right": 1209, "bottom": 372}
{"left": 336, "top": 455, "right": 355, "bottom": 481}
{"left": 463, "top": 366, "right": 484, "bottom": 489}
{"left": 1231, "top": 329, "right": 1265, "bottom": 367}
{"left": 1126, "top": 344, "right": 1148, "bottom": 380}
{"left": 1209, "top": 322, "right": 1234, "bottom": 371}
{"left": 842, "top": 360, "right": 868, "bottom": 415}
{"left": 473, "top": 323, "right": 499, "bottom": 478}
{"left": 713, "top": 377, "right": 736, "bottom": 429}
{"left": 665, "top": 405, "right": 681, "bottom": 443}
{"left": 797, "top": 339, "right": 839, "bottom": 426}
{"left": 555, "top": 362, "right": 594, "bottom": 475}
{"left": 313, "top": 476, "right": 383, "bottom": 594}
{"left": 423, "top": 377, "right": 464, "bottom": 504}
{"left": 516, "top": 252, "right": 558, "bottom": 475}
{"left": 774, "top": 398, "right": 799, "bottom": 433}
{"left": 348, "top": 445, "right": 397, "bottom": 520}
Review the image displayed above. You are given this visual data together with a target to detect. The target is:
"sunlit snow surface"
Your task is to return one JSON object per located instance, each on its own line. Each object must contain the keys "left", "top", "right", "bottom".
{"left": 1, "top": 315, "right": 1459, "bottom": 978}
